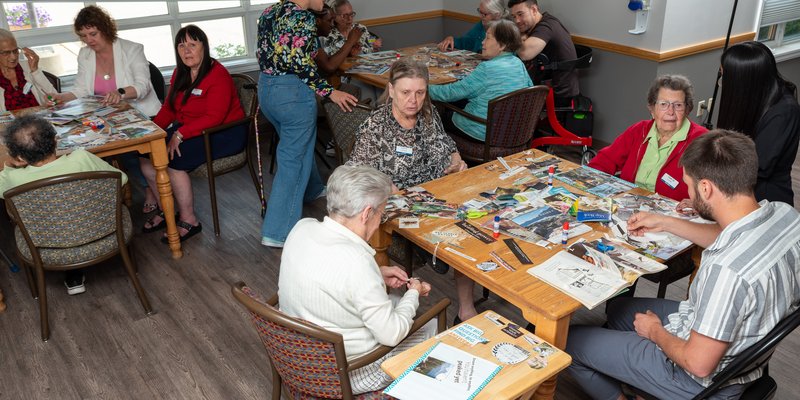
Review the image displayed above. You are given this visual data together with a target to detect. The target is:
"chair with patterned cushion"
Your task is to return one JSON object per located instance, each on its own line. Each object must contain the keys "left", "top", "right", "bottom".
{"left": 323, "top": 102, "right": 374, "bottom": 165}
{"left": 439, "top": 85, "right": 549, "bottom": 164}
{"left": 4, "top": 171, "right": 153, "bottom": 341}
{"left": 231, "top": 281, "right": 449, "bottom": 400}
{"left": 190, "top": 73, "right": 260, "bottom": 236}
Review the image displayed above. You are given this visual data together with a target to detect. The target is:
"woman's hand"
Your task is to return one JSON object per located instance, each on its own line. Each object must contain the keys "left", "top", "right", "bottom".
{"left": 437, "top": 36, "right": 455, "bottom": 52}
{"left": 444, "top": 153, "right": 468, "bottom": 174}
{"left": 371, "top": 38, "right": 382, "bottom": 51}
{"left": 46, "top": 92, "right": 76, "bottom": 106}
{"left": 380, "top": 266, "right": 409, "bottom": 289}
{"left": 346, "top": 28, "right": 363, "bottom": 45}
{"left": 349, "top": 44, "right": 362, "bottom": 57}
{"left": 167, "top": 133, "right": 183, "bottom": 160}
{"left": 330, "top": 89, "right": 358, "bottom": 112}
{"left": 103, "top": 90, "right": 123, "bottom": 105}
{"left": 407, "top": 278, "right": 432, "bottom": 296}
{"left": 21, "top": 48, "right": 39, "bottom": 73}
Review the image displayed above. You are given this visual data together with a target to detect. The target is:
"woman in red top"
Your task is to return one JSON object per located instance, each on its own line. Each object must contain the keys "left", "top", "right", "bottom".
{"left": 140, "top": 25, "right": 245, "bottom": 242}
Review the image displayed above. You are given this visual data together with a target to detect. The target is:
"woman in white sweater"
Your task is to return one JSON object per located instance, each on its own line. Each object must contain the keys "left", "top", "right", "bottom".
{"left": 0, "top": 29, "right": 56, "bottom": 112}
{"left": 278, "top": 165, "right": 436, "bottom": 394}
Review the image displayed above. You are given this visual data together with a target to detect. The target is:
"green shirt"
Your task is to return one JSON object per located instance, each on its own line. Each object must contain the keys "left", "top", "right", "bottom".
{"left": 635, "top": 119, "right": 690, "bottom": 191}
{"left": 0, "top": 149, "right": 127, "bottom": 198}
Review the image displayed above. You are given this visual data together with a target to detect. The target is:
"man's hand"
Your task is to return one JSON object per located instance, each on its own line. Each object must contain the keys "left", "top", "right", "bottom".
{"left": 627, "top": 211, "right": 668, "bottom": 237}
{"left": 437, "top": 36, "right": 455, "bottom": 52}
{"left": 329, "top": 89, "right": 358, "bottom": 112}
{"left": 634, "top": 310, "right": 663, "bottom": 341}
{"left": 380, "top": 266, "right": 409, "bottom": 289}
{"left": 676, "top": 198, "right": 697, "bottom": 217}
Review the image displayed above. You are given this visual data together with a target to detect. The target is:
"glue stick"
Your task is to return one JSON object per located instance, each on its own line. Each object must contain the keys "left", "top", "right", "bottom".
{"left": 548, "top": 165, "right": 555, "bottom": 186}
{"left": 561, "top": 221, "right": 569, "bottom": 248}
{"left": 493, "top": 215, "right": 500, "bottom": 238}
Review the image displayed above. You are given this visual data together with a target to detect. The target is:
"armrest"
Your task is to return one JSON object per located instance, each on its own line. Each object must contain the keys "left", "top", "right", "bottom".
{"left": 199, "top": 117, "right": 252, "bottom": 137}
{"left": 437, "top": 101, "right": 487, "bottom": 125}
{"left": 347, "top": 297, "right": 451, "bottom": 371}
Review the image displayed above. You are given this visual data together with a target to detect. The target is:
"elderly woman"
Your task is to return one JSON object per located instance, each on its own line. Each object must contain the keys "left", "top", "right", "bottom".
{"left": 437, "top": 0, "right": 508, "bottom": 53}
{"left": 347, "top": 58, "right": 467, "bottom": 189}
{"left": 138, "top": 25, "right": 245, "bottom": 243}
{"left": 430, "top": 19, "right": 532, "bottom": 142}
{"left": 588, "top": 75, "right": 708, "bottom": 201}
{"left": 0, "top": 30, "right": 56, "bottom": 112}
{"left": 324, "top": 0, "right": 381, "bottom": 56}
{"left": 279, "top": 165, "right": 435, "bottom": 394}
{"left": 717, "top": 41, "right": 800, "bottom": 205}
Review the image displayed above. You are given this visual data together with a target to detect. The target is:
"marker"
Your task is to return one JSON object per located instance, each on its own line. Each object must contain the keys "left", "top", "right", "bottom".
{"left": 548, "top": 165, "right": 555, "bottom": 186}
{"left": 492, "top": 215, "right": 500, "bottom": 238}
{"left": 561, "top": 221, "right": 569, "bottom": 249}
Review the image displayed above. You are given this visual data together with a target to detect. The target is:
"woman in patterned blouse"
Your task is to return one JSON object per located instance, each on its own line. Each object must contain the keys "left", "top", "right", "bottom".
{"left": 347, "top": 58, "right": 467, "bottom": 189}
{"left": 256, "top": 0, "right": 357, "bottom": 248}
{"left": 0, "top": 29, "right": 56, "bottom": 112}
{"left": 324, "top": 0, "right": 381, "bottom": 57}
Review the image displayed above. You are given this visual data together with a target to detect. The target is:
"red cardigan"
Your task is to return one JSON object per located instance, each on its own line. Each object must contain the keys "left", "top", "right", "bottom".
{"left": 154, "top": 61, "right": 245, "bottom": 140}
{"left": 588, "top": 119, "right": 708, "bottom": 201}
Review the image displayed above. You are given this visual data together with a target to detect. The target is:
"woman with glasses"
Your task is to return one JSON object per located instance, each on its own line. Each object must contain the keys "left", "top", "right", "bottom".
{"left": 588, "top": 75, "right": 707, "bottom": 201}
{"left": 0, "top": 30, "right": 56, "bottom": 112}
{"left": 716, "top": 41, "right": 800, "bottom": 205}
{"left": 437, "top": 0, "right": 508, "bottom": 53}
{"left": 324, "top": 0, "right": 381, "bottom": 57}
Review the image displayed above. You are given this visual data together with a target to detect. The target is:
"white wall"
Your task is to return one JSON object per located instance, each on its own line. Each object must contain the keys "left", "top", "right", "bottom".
{"left": 660, "top": 0, "right": 760, "bottom": 50}
{"left": 350, "top": 0, "right": 442, "bottom": 20}
{"left": 442, "top": 0, "right": 475, "bottom": 15}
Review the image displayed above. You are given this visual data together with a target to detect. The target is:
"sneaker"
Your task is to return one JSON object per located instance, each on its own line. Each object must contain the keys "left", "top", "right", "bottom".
{"left": 64, "top": 272, "right": 86, "bottom": 295}
{"left": 261, "top": 236, "right": 285, "bottom": 248}
{"left": 325, "top": 140, "right": 336, "bottom": 157}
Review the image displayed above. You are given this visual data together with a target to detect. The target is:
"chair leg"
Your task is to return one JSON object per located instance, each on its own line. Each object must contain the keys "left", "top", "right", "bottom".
{"left": 657, "top": 282, "right": 668, "bottom": 299}
{"left": 270, "top": 364, "right": 283, "bottom": 400}
{"left": 35, "top": 266, "right": 49, "bottom": 341}
{"left": 120, "top": 243, "right": 153, "bottom": 315}
{"left": 23, "top": 261, "right": 36, "bottom": 298}
{"left": 208, "top": 173, "right": 220, "bottom": 237}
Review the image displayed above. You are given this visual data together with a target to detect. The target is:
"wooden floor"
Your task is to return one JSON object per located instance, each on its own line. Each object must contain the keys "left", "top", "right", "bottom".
{"left": 0, "top": 142, "right": 799, "bottom": 400}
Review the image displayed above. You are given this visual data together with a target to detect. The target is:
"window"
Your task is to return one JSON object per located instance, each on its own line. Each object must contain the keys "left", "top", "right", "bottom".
{"left": 758, "top": 0, "right": 800, "bottom": 61}
{"left": 0, "top": 1, "right": 274, "bottom": 79}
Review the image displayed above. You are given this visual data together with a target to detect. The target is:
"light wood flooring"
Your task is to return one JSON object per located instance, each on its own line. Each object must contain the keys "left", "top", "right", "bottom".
{"left": 0, "top": 141, "right": 799, "bottom": 400}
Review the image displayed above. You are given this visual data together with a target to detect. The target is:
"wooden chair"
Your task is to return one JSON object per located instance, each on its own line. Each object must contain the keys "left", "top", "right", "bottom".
{"left": 629, "top": 306, "right": 800, "bottom": 400}
{"left": 42, "top": 70, "right": 60, "bottom": 93}
{"left": 231, "top": 281, "right": 449, "bottom": 400}
{"left": 189, "top": 74, "right": 260, "bottom": 236}
{"left": 4, "top": 171, "right": 153, "bottom": 341}
{"left": 323, "top": 101, "right": 373, "bottom": 165}
{"left": 439, "top": 85, "right": 549, "bottom": 164}
{"left": 148, "top": 62, "right": 165, "bottom": 103}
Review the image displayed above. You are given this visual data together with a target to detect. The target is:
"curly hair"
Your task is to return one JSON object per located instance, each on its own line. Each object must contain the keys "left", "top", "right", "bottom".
{"left": 74, "top": 5, "right": 118, "bottom": 42}
{"left": 646, "top": 74, "right": 695, "bottom": 114}
{"left": 3, "top": 115, "right": 57, "bottom": 165}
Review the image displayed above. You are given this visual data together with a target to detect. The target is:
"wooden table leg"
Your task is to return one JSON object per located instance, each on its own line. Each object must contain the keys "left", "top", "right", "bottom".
{"left": 149, "top": 140, "right": 182, "bottom": 259}
{"left": 370, "top": 226, "right": 392, "bottom": 266}
{"left": 0, "top": 287, "right": 5, "bottom": 312}
{"left": 524, "top": 310, "right": 571, "bottom": 400}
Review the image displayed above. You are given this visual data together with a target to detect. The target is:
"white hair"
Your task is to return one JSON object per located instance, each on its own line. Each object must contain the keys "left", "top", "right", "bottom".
{"left": 481, "top": 0, "right": 509, "bottom": 19}
{"left": 0, "top": 29, "right": 16, "bottom": 44}
{"left": 327, "top": 165, "right": 392, "bottom": 219}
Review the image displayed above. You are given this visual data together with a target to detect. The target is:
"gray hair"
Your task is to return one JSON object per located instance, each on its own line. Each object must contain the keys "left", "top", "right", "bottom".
{"left": 646, "top": 74, "right": 695, "bottom": 114}
{"left": 330, "top": 0, "right": 351, "bottom": 13}
{"left": 481, "top": 0, "right": 510, "bottom": 19}
{"left": 0, "top": 29, "right": 16, "bottom": 43}
{"left": 327, "top": 165, "right": 392, "bottom": 219}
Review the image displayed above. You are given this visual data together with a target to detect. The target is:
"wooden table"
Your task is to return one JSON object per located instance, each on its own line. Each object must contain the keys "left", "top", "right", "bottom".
{"left": 382, "top": 310, "right": 572, "bottom": 400}
{"left": 0, "top": 103, "right": 183, "bottom": 260}
{"left": 341, "top": 43, "right": 482, "bottom": 89}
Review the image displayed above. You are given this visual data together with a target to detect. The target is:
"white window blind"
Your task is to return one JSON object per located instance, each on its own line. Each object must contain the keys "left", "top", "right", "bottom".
{"left": 761, "top": 0, "right": 800, "bottom": 26}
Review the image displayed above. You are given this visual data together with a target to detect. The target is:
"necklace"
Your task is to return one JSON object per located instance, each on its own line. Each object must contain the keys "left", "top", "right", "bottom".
{"left": 103, "top": 74, "right": 111, "bottom": 80}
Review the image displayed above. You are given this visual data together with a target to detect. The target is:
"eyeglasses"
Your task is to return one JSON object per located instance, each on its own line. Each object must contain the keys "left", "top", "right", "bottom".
{"left": 654, "top": 100, "right": 686, "bottom": 112}
{"left": 0, "top": 48, "right": 19, "bottom": 57}
{"left": 337, "top": 12, "right": 356, "bottom": 18}
{"left": 477, "top": 8, "right": 495, "bottom": 18}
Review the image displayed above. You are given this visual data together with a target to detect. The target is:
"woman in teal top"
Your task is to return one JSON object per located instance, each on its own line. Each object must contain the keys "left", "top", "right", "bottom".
{"left": 430, "top": 19, "right": 532, "bottom": 142}
{"left": 437, "top": 0, "right": 508, "bottom": 53}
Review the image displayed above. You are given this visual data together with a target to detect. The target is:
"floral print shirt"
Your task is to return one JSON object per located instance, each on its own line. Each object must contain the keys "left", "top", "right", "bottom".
{"left": 346, "top": 102, "right": 458, "bottom": 189}
{"left": 323, "top": 24, "right": 374, "bottom": 56}
{"left": 257, "top": 1, "right": 333, "bottom": 97}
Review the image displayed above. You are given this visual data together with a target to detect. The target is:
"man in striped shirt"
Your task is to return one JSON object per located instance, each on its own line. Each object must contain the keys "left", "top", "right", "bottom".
{"left": 566, "top": 130, "right": 800, "bottom": 400}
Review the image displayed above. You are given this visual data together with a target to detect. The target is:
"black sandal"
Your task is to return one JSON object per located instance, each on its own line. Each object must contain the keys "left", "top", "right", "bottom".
{"left": 161, "top": 220, "right": 202, "bottom": 244}
{"left": 142, "top": 211, "right": 167, "bottom": 233}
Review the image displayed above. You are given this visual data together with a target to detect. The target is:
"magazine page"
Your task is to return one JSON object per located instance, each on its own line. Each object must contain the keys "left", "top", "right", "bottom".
{"left": 384, "top": 342, "right": 502, "bottom": 400}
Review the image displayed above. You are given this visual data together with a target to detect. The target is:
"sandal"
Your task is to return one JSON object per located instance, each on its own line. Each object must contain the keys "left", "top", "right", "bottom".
{"left": 161, "top": 220, "right": 202, "bottom": 244}
{"left": 142, "top": 202, "right": 158, "bottom": 214}
{"left": 142, "top": 211, "right": 167, "bottom": 233}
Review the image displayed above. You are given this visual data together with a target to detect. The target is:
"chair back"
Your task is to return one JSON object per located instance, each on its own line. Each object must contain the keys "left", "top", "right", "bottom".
{"left": 232, "top": 282, "right": 355, "bottom": 399}
{"left": 148, "top": 62, "right": 165, "bottom": 103}
{"left": 4, "top": 172, "right": 123, "bottom": 250}
{"left": 231, "top": 74, "right": 258, "bottom": 118}
{"left": 483, "top": 85, "right": 549, "bottom": 160}
{"left": 323, "top": 102, "right": 373, "bottom": 164}
{"left": 42, "top": 70, "right": 61, "bottom": 93}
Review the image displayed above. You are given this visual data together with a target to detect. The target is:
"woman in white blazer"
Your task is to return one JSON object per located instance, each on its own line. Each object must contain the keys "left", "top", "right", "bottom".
{"left": 49, "top": 5, "right": 160, "bottom": 117}
{"left": 0, "top": 29, "right": 56, "bottom": 112}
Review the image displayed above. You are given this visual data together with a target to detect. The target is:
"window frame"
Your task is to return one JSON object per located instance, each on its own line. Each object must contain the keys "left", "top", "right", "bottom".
{"left": 757, "top": 1, "right": 800, "bottom": 62}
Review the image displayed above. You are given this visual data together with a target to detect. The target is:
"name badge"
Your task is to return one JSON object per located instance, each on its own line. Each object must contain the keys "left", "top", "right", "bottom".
{"left": 191, "top": 88, "right": 203, "bottom": 96}
{"left": 661, "top": 173, "right": 679, "bottom": 189}
{"left": 22, "top": 81, "right": 32, "bottom": 95}
{"left": 395, "top": 145, "right": 413, "bottom": 156}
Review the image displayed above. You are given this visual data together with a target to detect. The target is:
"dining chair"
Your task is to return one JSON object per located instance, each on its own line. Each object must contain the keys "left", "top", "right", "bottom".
{"left": 4, "top": 171, "right": 153, "bottom": 341}
{"left": 231, "top": 281, "right": 449, "bottom": 400}
{"left": 42, "top": 70, "right": 61, "bottom": 93}
{"left": 189, "top": 73, "right": 260, "bottom": 236}
{"left": 148, "top": 62, "right": 165, "bottom": 103}
{"left": 323, "top": 101, "right": 374, "bottom": 165}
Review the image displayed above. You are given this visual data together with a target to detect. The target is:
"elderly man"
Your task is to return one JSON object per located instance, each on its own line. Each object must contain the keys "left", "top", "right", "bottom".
{"left": 278, "top": 165, "right": 436, "bottom": 394}
{"left": 508, "top": 0, "right": 579, "bottom": 106}
{"left": 0, "top": 114, "right": 127, "bottom": 295}
{"left": 566, "top": 130, "right": 800, "bottom": 400}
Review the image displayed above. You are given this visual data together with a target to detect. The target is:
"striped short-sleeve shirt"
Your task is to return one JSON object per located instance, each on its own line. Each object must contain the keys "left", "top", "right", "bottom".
{"left": 665, "top": 200, "right": 800, "bottom": 387}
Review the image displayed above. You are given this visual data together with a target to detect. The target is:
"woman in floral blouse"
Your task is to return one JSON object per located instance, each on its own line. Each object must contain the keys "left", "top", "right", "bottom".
{"left": 324, "top": 0, "right": 381, "bottom": 57}
{"left": 346, "top": 58, "right": 467, "bottom": 189}
{"left": 256, "top": 0, "right": 357, "bottom": 248}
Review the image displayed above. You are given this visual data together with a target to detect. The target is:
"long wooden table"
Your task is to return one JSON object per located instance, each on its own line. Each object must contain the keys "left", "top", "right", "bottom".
{"left": 0, "top": 103, "right": 183, "bottom": 261}
{"left": 382, "top": 310, "right": 572, "bottom": 400}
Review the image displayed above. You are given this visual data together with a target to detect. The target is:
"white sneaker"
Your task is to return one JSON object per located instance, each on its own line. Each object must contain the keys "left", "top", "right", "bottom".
{"left": 261, "top": 236, "right": 285, "bottom": 248}
{"left": 64, "top": 273, "right": 86, "bottom": 295}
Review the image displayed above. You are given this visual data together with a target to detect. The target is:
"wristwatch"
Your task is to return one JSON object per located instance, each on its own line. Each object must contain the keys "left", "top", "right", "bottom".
{"left": 117, "top": 88, "right": 125, "bottom": 97}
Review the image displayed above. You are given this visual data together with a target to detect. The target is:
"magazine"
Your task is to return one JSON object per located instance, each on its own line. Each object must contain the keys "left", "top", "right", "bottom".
{"left": 555, "top": 165, "right": 636, "bottom": 198}
{"left": 383, "top": 342, "right": 502, "bottom": 400}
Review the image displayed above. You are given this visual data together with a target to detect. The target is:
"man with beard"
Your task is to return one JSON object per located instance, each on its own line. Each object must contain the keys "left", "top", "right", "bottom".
{"left": 564, "top": 130, "right": 800, "bottom": 400}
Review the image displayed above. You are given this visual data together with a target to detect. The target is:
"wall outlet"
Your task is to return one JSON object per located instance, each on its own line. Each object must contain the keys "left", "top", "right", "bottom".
{"left": 697, "top": 100, "right": 706, "bottom": 117}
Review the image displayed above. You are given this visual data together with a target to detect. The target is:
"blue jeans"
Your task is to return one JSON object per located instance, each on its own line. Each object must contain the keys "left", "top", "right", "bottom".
{"left": 259, "top": 73, "right": 324, "bottom": 242}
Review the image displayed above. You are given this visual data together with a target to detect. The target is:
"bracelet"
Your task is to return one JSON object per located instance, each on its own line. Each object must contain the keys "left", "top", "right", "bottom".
{"left": 174, "top": 132, "right": 183, "bottom": 144}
